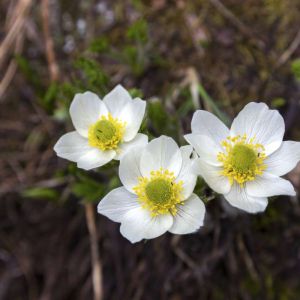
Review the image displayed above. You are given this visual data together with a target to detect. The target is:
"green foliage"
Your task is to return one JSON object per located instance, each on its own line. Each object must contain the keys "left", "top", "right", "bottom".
{"left": 291, "top": 58, "right": 300, "bottom": 81}
{"left": 22, "top": 187, "right": 59, "bottom": 201}
{"left": 72, "top": 174, "right": 105, "bottom": 204}
{"left": 128, "top": 88, "right": 144, "bottom": 98}
{"left": 89, "top": 37, "right": 109, "bottom": 53}
{"left": 271, "top": 97, "right": 286, "bottom": 108}
{"left": 119, "top": 19, "right": 150, "bottom": 76}
{"left": 122, "top": 45, "right": 146, "bottom": 76}
{"left": 71, "top": 165, "right": 120, "bottom": 204}
{"left": 15, "top": 54, "right": 41, "bottom": 90}
{"left": 127, "top": 19, "right": 148, "bottom": 44}
{"left": 74, "top": 57, "right": 108, "bottom": 92}
{"left": 148, "top": 101, "right": 169, "bottom": 132}
{"left": 42, "top": 82, "right": 59, "bottom": 111}
{"left": 177, "top": 88, "right": 195, "bottom": 118}
{"left": 198, "top": 84, "right": 231, "bottom": 126}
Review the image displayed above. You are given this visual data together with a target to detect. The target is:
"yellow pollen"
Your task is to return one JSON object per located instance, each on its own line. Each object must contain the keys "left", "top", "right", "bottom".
{"left": 133, "top": 168, "right": 184, "bottom": 217}
{"left": 217, "top": 134, "right": 266, "bottom": 186}
{"left": 88, "top": 113, "right": 126, "bottom": 151}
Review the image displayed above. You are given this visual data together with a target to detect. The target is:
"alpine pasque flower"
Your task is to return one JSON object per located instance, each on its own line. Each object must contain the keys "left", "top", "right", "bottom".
{"left": 54, "top": 85, "right": 147, "bottom": 170}
{"left": 98, "top": 136, "right": 206, "bottom": 243}
{"left": 185, "top": 102, "right": 300, "bottom": 213}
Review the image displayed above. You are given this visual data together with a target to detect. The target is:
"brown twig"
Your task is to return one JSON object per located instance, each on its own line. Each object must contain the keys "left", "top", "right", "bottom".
{"left": 208, "top": 0, "right": 264, "bottom": 49}
{"left": 84, "top": 203, "right": 103, "bottom": 300}
{"left": 0, "top": 0, "right": 32, "bottom": 100}
{"left": 0, "top": 32, "right": 24, "bottom": 100}
{"left": 0, "top": 0, "right": 31, "bottom": 67}
{"left": 276, "top": 29, "right": 300, "bottom": 68}
{"left": 41, "top": 0, "right": 59, "bottom": 82}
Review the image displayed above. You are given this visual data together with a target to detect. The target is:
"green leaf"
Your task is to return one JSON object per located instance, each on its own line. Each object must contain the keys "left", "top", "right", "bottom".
{"left": 89, "top": 37, "right": 109, "bottom": 53}
{"left": 127, "top": 19, "right": 148, "bottom": 43}
{"left": 198, "top": 83, "right": 231, "bottom": 126}
{"left": 291, "top": 58, "right": 300, "bottom": 81}
{"left": 22, "top": 187, "right": 58, "bottom": 200}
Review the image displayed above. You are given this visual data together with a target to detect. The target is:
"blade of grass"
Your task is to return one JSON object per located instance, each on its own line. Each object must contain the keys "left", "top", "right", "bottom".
{"left": 198, "top": 83, "right": 231, "bottom": 126}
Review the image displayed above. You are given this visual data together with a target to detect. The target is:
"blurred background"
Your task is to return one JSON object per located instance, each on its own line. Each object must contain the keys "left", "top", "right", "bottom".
{"left": 1, "top": 0, "right": 300, "bottom": 299}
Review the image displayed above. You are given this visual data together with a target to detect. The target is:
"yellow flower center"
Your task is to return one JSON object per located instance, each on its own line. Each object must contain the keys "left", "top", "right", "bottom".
{"left": 88, "top": 113, "right": 126, "bottom": 151}
{"left": 217, "top": 135, "right": 266, "bottom": 186}
{"left": 133, "top": 169, "right": 183, "bottom": 217}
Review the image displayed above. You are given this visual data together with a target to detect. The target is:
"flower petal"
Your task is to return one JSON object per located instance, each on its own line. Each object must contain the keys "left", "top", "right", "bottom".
{"left": 184, "top": 133, "right": 222, "bottom": 166}
{"left": 119, "top": 98, "right": 146, "bottom": 142}
{"left": 115, "top": 133, "right": 148, "bottom": 161}
{"left": 175, "top": 145, "right": 197, "bottom": 200}
{"left": 169, "top": 194, "right": 205, "bottom": 235}
{"left": 97, "top": 187, "right": 140, "bottom": 223}
{"left": 192, "top": 158, "right": 231, "bottom": 194}
{"left": 246, "top": 173, "right": 296, "bottom": 197}
{"left": 70, "top": 91, "right": 108, "bottom": 137}
{"left": 140, "top": 136, "right": 182, "bottom": 178}
{"left": 103, "top": 85, "right": 132, "bottom": 118}
{"left": 54, "top": 131, "right": 91, "bottom": 162}
{"left": 54, "top": 131, "right": 115, "bottom": 170}
{"left": 119, "top": 143, "right": 146, "bottom": 193}
{"left": 224, "top": 183, "right": 268, "bottom": 213}
{"left": 191, "top": 110, "right": 229, "bottom": 144}
{"left": 120, "top": 208, "right": 173, "bottom": 243}
{"left": 265, "top": 141, "right": 300, "bottom": 176}
{"left": 77, "top": 148, "right": 115, "bottom": 170}
{"left": 231, "top": 102, "right": 285, "bottom": 155}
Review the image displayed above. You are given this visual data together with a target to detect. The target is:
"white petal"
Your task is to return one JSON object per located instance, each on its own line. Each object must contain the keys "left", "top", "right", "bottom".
{"left": 176, "top": 145, "right": 197, "bottom": 200}
{"left": 192, "top": 158, "right": 231, "bottom": 194}
{"left": 191, "top": 110, "right": 229, "bottom": 144}
{"left": 70, "top": 92, "right": 108, "bottom": 137}
{"left": 140, "top": 136, "right": 182, "bottom": 178}
{"left": 119, "top": 98, "right": 146, "bottom": 142}
{"left": 231, "top": 102, "right": 285, "bottom": 155}
{"left": 103, "top": 85, "right": 132, "bottom": 118}
{"left": 120, "top": 209, "right": 173, "bottom": 243}
{"left": 224, "top": 183, "right": 268, "bottom": 213}
{"left": 115, "top": 133, "right": 148, "bottom": 161}
{"left": 169, "top": 194, "right": 205, "bottom": 235}
{"left": 119, "top": 143, "right": 145, "bottom": 193}
{"left": 54, "top": 131, "right": 115, "bottom": 170}
{"left": 246, "top": 173, "right": 296, "bottom": 197}
{"left": 77, "top": 148, "right": 115, "bottom": 170}
{"left": 184, "top": 133, "right": 222, "bottom": 166}
{"left": 54, "top": 131, "right": 90, "bottom": 162}
{"left": 97, "top": 187, "right": 140, "bottom": 223}
{"left": 265, "top": 141, "right": 300, "bottom": 176}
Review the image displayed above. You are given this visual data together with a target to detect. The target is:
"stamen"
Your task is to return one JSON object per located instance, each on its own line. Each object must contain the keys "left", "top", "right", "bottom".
{"left": 88, "top": 113, "right": 125, "bottom": 151}
{"left": 133, "top": 168, "right": 183, "bottom": 217}
{"left": 217, "top": 135, "right": 266, "bottom": 186}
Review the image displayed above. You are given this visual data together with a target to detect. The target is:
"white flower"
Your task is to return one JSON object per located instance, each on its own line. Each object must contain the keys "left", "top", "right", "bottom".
{"left": 185, "top": 102, "right": 300, "bottom": 213}
{"left": 97, "top": 136, "right": 206, "bottom": 243}
{"left": 54, "top": 85, "right": 147, "bottom": 170}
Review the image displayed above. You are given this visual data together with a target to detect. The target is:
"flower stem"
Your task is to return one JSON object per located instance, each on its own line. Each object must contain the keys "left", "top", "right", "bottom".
{"left": 84, "top": 203, "right": 103, "bottom": 300}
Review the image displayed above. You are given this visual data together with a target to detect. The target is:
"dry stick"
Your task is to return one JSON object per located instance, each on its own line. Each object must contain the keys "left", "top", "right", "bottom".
{"left": 41, "top": 0, "right": 59, "bottom": 81}
{"left": 276, "top": 29, "right": 300, "bottom": 68}
{"left": 0, "top": 33, "right": 24, "bottom": 100}
{"left": 0, "top": 0, "right": 31, "bottom": 67}
{"left": 85, "top": 203, "right": 103, "bottom": 300}
{"left": 0, "top": 0, "right": 31, "bottom": 100}
{"left": 208, "top": 0, "right": 264, "bottom": 49}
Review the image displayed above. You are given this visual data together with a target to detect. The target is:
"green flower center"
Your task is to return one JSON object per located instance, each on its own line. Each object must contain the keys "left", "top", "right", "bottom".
{"left": 231, "top": 144, "right": 257, "bottom": 172}
{"left": 88, "top": 113, "right": 125, "bottom": 151}
{"left": 93, "top": 120, "right": 116, "bottom": 143}
{"left": 145, "top": 178, "right": 172, "bottom": 205}
{"left": 217, "top": 135, "right": 266, "bottom": 185}
{"left": 133, "top": 169, "right": 184, "bottom": 216}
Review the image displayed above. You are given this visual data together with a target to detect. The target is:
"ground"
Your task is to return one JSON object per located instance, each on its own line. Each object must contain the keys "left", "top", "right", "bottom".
{"left": 1, "top": 0, "right": 300, "bottom": 299}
